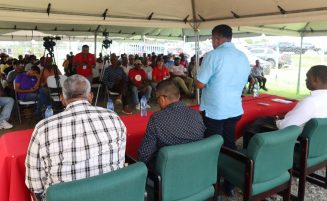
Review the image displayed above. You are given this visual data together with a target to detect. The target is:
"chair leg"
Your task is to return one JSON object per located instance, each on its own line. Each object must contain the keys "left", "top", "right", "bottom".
{"left": 283, "top": 176, "right": 292, "bottom": 201}
{"left": 213, "top": 176, "right": 221, "bottom": 201}
{"left": 297, "top": 171, "right": 306, "bottom": 201}
{"left": 16, "top": 104, "right": 22, "bottom": 124}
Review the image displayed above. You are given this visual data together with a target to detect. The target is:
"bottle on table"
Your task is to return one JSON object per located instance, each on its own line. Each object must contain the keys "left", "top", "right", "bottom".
{"left": 140, "top": 95, "right": 147, "bottom": 117}
{"left": 107, "top": 98, "right": 114, "bottom": 111}
{"left": 44, "top": 105, "right": 54, "bottom": 118}
{"left": 253, "top": 79, "right": 259, "bottom": 98}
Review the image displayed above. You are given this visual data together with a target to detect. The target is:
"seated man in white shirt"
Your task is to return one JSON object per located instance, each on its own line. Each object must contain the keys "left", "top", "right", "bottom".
{"left": 170, "top": 57, "right": 194, "bottom": 98}
{"left": 243, "top": 65, "right": 327, "bottom": 148}
{"left": 25, "top": 75, "right": 127, "bottom": 200}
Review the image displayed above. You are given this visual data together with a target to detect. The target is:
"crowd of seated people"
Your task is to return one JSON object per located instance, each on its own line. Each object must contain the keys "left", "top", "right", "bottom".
{"left": 0, "top": 49, "right": 199, "bottom": 128}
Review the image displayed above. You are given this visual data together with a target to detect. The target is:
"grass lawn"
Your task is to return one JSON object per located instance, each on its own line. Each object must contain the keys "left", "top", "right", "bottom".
{"left": 261, "top": 53, "right": 327, "bottom": 100}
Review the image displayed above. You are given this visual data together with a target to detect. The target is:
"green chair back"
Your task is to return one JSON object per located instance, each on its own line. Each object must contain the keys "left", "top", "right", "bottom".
{"left": 301, "top": 118, "right": 327, "bottom": 158}
{"left": 46, "top": 162, "right": 147, "bottom": 201}
{"left": 247, "top": 126, "right": 301, "bottom": 184}
{"left": 155, "top": 135, "right": 223, "bottom": 201}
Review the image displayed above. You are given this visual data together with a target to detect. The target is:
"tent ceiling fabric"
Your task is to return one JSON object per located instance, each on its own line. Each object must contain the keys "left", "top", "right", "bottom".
{"left": 1, "top": 0, "right": 327, "bottom": 38}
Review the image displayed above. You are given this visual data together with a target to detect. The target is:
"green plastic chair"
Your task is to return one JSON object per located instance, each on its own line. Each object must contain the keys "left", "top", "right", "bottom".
{"left": 46, "top": 162, "right": 147, "bottom": 201}
{"left": 148, "top": 135, "right": 223, "bottom": 201}
{"left": 292, "top": 118, "right": 327, "bottom": 201}
{"left": 218, "top": 126, "right": 301, "bottom": 201}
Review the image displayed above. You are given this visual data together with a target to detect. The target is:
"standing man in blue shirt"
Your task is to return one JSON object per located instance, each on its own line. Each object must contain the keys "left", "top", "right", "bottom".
{"left": 195, "top": 24, "right": 250, "bottom": 196}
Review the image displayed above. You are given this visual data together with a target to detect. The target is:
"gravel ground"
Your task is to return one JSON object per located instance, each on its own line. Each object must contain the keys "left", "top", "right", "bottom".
{"left": 222, "top": 169, "right": 326, "bottom": 201}
{"left": 220, "top": 139, "right": 327, "bottom": 201}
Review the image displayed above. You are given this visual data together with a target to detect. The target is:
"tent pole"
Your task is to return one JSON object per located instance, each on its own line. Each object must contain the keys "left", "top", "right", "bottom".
{"left": 191, "top": 0, "right": 201, "bottom": 104}
{"left": 296, "top": 34, "right": 304, "bottom": 94}
{"left": 94, "top": 31, "right": 97, "bottom": 57}
{"left": 194, "top": 29, "right": 200, "bottom": 104}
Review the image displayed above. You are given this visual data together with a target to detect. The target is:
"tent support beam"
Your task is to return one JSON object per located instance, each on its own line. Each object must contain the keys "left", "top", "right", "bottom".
{"left": 94, "top": 31, "right": 97, "bottom": 57}
{"left": 191, "top": 0, "right": 201, "bottom": 104}
{"left": 296, "top": 22, "right": 310, "bottom": 94}
{"left": 296, "top": 34, "right": 304, "bottom": 94}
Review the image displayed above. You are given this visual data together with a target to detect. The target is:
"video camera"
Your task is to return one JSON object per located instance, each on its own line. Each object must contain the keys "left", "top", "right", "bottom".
{"left": 43, "top": 36, "right": 61, "bottom": 54}
{"left": 102, "top": 32, "right": 112, "bottom": 49}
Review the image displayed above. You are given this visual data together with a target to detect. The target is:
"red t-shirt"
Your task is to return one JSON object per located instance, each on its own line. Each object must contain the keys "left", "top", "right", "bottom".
{"left": 73, "top": 53, "right": 96, "bottom": 77}
{"left": 152, "top": 66, "right": 170, "bottom": 81}
{"left": 128, "top": 68, "right": 147, "bottom": 86}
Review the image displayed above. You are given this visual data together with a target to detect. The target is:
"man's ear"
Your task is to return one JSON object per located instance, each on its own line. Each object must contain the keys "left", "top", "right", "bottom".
{"left": 60, "top": 94, "right": 67, "bottom": 106}
{"left": 87, "top": 92, "right": 94, "bottom": 103}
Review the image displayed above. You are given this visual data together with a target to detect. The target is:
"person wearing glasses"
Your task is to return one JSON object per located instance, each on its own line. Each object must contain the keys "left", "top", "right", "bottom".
{"left": 138, "top": 79, "right": 205, "bottom": 165}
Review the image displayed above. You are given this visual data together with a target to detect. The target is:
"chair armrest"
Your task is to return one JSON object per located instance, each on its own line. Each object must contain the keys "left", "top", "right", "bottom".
{"left": 261, "top": 124, "right": 278, "bottom": 132}
{"left": 125, "top": 154, "right": 138, "bottom": 164}
{"left": 147, "top": 169, "right": 160, "bottom": 182}
{"left": 220, "top": 146, "right": 249, "bottom": 163}
{"left": 295, "top": 136, "right": 308, "bottom": 171}
{"left": 147, "top": 169, "right": 162, "bottom": 201}
{"left": 220, "top": 146, "right": 254, "bottom": 198}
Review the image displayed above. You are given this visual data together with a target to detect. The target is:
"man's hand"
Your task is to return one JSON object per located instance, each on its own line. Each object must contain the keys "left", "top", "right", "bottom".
{"left": 195, "top": 79, "right": 205, "bottom": 89}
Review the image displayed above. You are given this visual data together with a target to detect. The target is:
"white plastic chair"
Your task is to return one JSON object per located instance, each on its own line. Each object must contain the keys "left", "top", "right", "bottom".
{"left": 47, "top": 75, "right": 67, "bottom": 102}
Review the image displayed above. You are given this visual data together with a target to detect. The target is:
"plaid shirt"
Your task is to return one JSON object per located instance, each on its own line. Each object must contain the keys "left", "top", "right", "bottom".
{"left": 25, "top": 100, "right": 126, "bottom": 196}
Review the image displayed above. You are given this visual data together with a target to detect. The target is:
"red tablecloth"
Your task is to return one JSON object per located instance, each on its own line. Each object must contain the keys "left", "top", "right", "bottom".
{"left": 190, "top": 94, "right": 297, "bottom": 139}
{"left": 0, "top": 94, "right": 297, "bottom": 201}
{"left": 0, "top": 129, "right": 34, "bottom": 201}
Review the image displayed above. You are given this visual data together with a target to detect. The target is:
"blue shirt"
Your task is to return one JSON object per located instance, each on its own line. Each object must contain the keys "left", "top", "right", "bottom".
{"left": 138, "top": 101, "right": 205, "bottom": 163}
{"left": 102, "top": 65, "right": 128, "bottom": 89}
{"left": 197, "top": 42, "right": 250, "bottom": 120}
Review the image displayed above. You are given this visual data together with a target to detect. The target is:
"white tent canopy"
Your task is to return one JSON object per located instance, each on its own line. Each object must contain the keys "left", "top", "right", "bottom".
{"left": 1, "top": 0, "right": 327, "bottom": 38}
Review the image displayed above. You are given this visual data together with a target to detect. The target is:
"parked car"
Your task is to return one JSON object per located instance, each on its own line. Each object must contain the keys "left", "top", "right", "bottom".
{"left": 249, "top": 47, "right": 292, "bottom": 68}
{"left": 236, "top": 45, "right": 271, "bottom": 75}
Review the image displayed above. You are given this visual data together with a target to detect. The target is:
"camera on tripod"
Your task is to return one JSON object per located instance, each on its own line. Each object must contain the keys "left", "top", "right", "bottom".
{"left": 102, "top": 32, "right": 112, "bottom": 49}
{"left": 43, "top": 36, "right": 61, "bottom": 53}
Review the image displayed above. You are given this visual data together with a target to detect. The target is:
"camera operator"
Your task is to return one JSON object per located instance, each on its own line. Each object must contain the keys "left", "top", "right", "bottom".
{"left": 73, "top": 45, "right": 96, "bottom": 83}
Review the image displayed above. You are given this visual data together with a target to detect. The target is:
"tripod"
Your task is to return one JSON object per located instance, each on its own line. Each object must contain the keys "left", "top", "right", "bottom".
{"left": 94, "top": 46, "right": 110, "bottom": 106}
{"left": 42, "top": 49, "right": 62, "bottom": 109}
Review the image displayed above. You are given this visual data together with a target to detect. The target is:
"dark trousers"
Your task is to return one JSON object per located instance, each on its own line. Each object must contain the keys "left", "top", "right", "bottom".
{"left": 110, "top": 79, "right": 129, "bottom": 106}
{"left": 202, "top": 112, "right": 241, "bottom": 150}
{"left": 243, "top": 116, "right": 277, "bottom": 148}
{"left": 254, "top": 76, "right": 267, "bottom": 88}
{"left": 202, "top": 112, "right": 242, "bottom": 194}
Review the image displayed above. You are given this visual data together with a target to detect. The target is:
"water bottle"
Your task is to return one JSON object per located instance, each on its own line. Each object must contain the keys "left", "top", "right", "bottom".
{"left": 44, "top": 105, "right": 54, "bottom": 118}
{"left": 107, "top": 98, "right": 114, "bottom": 111}
{"left": 253, "top": 80, "right": 259, "bottom": 98}
{"left": 140, "top": 95, "right": 147, "bottom": 117}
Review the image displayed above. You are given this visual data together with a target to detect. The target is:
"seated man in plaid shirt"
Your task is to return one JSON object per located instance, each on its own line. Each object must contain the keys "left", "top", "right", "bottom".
{"left": 25, "top": 75, "right": 127, "bottom": 201}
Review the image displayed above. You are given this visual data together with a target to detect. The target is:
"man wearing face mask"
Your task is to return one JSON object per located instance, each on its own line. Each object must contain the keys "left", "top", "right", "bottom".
{"left": 138, "top": 79, "right": 205, "bottom": 165}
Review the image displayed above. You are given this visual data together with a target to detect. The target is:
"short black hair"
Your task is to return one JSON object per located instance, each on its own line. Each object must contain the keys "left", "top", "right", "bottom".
{"left": 212, "top": 24, "right": 232, "bottom": 39}
{"left": 309, "top": 65, "right": 327, "bottom": 83}
{"left": 31, "top": 65, "right": 40, "bottom": 74}
{"left": 156, "top": 78, "right": 180, "bottom": 101}
{"left": 82, "top": 44, "right": 89, "bottom": 49}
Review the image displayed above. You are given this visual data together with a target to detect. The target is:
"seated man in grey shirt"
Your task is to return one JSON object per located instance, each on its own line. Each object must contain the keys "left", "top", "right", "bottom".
{"left": 138, "top": 78, "right": 205, "bottom": 165}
